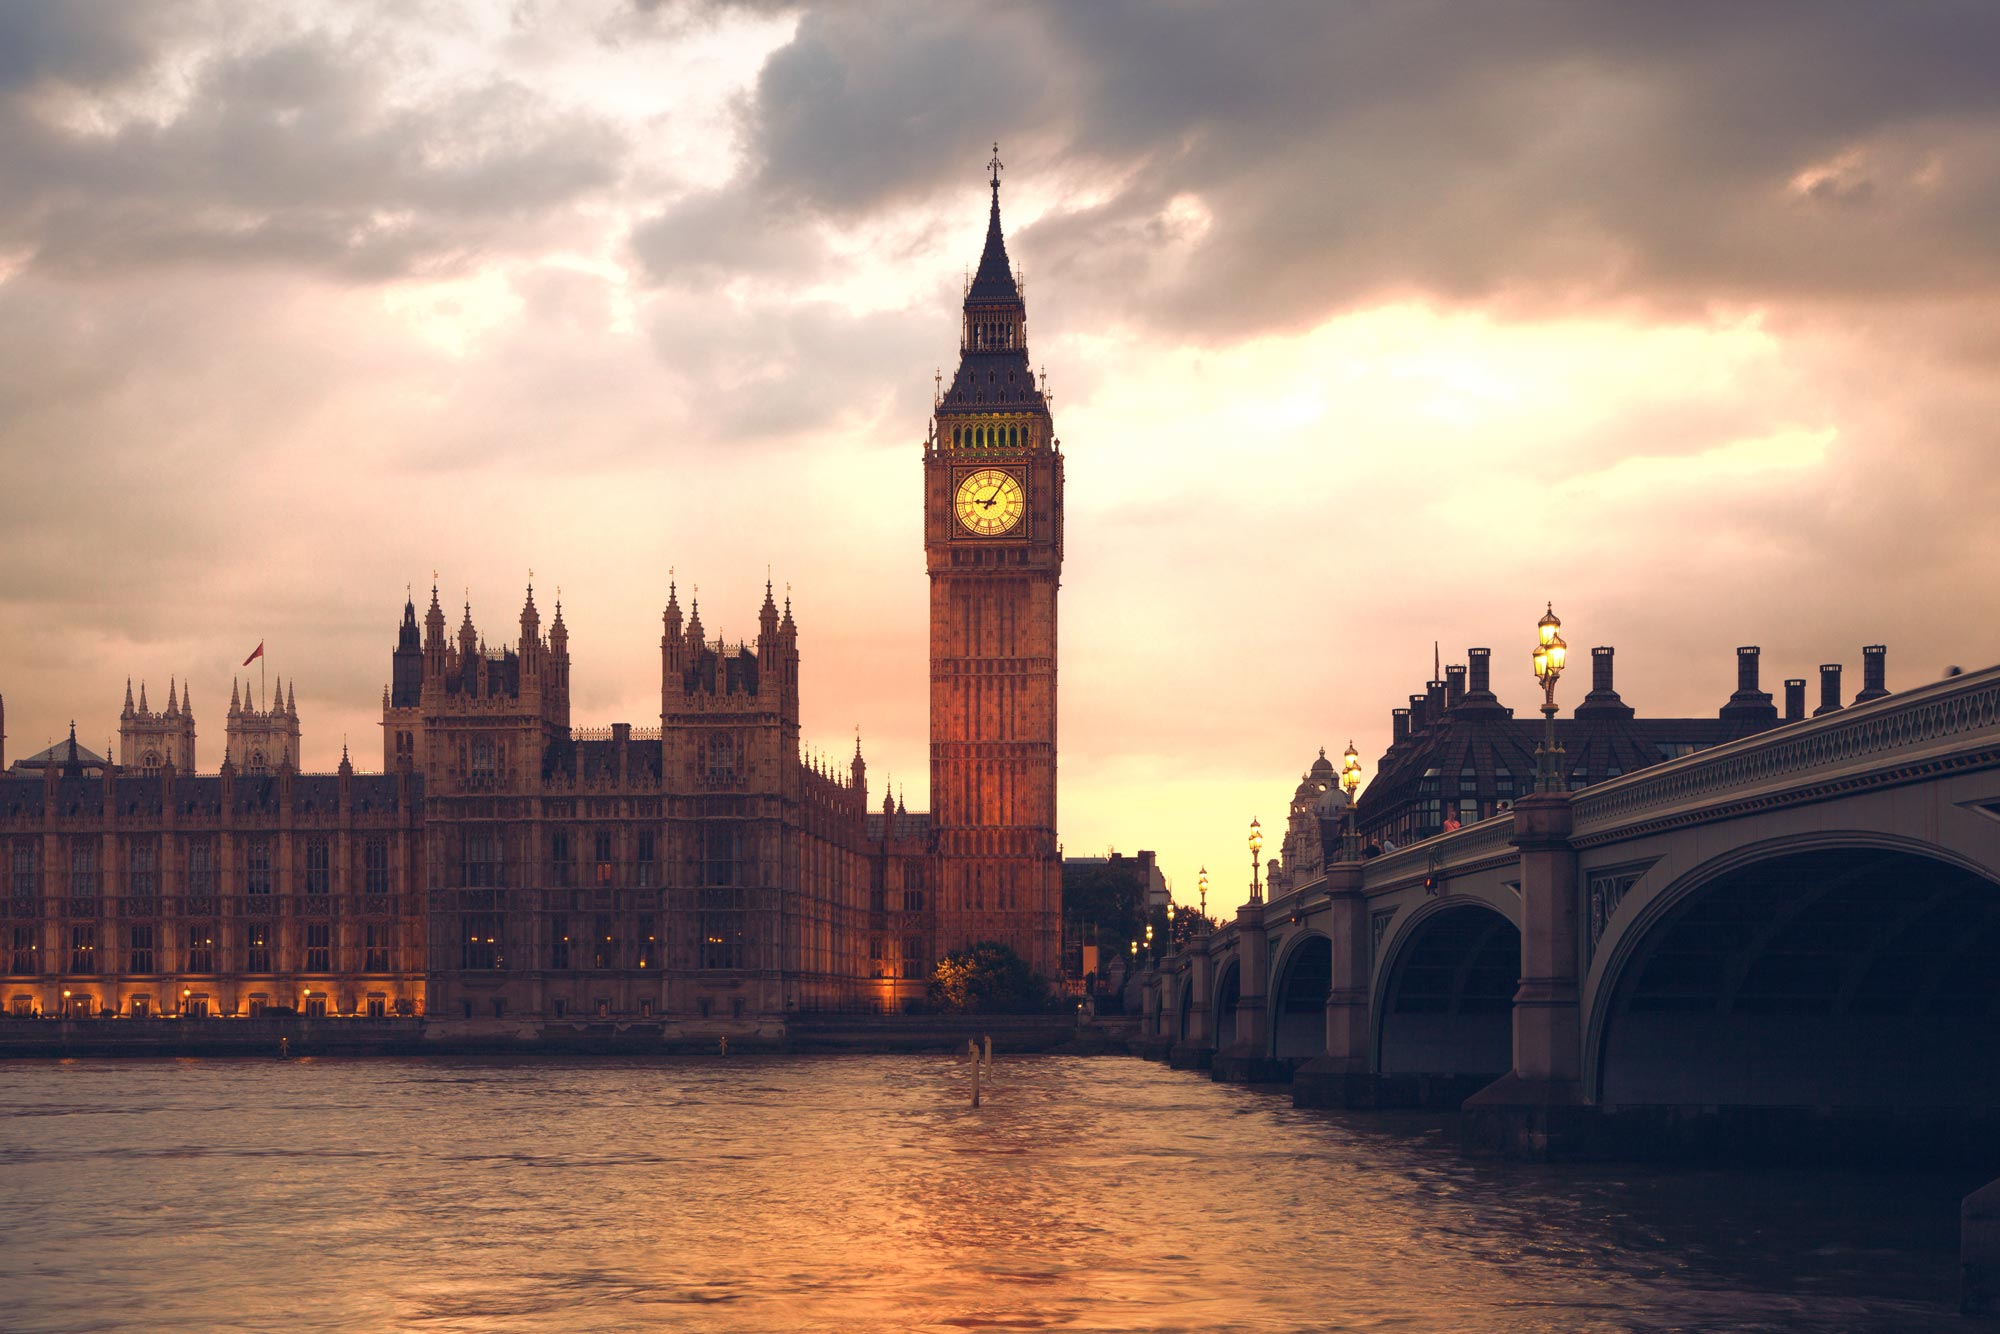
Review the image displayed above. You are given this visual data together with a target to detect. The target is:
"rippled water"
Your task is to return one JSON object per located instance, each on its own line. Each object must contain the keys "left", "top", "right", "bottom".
{"left": 0, "top": 1055, "right": 1976, "bottom": 1332}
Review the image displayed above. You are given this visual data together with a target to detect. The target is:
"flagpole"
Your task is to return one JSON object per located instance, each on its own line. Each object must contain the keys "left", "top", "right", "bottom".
{"left": 261, "top": 654, "right": 266, "bottom": 713}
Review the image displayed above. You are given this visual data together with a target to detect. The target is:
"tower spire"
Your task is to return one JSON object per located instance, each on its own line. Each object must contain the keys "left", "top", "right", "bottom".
{"left": 968, "top": 142, "right": 1017, "bottom": 303}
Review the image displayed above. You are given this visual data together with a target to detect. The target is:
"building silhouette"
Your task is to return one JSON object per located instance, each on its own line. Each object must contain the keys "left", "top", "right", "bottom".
{"left": 0, "top": 164, "right": 1066, "bottom": 1027}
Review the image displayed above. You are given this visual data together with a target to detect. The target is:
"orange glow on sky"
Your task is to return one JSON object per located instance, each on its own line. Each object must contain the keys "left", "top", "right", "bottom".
{"left": 2, "top": 3, "right": 1997, "bottom": 903}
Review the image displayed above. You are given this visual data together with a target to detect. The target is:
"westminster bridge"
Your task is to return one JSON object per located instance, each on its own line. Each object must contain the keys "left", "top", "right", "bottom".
{"left": 1135, "top": 662, "right": 2000, "bottom": 1157}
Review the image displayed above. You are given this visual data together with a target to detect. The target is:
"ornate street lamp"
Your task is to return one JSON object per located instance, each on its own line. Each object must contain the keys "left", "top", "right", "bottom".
{"left": 1197, "top": 866, "right": 1209, "bottom": 927}
{"left": 1248, "top": 818, "right": 1264, "bottom": 903}
{"left": 1340, "top": 741, "right": 1364, "bottom": 859}
{"left": 1144, "top": 922, "right": 1154, "bottom": 960}
{"left": 1532, "top": 602, "right": 1568, "bottom": 793}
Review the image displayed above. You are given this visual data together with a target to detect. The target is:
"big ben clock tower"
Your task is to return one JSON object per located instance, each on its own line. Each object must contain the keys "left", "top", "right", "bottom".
{"left": 925, "top": 147, "right": 1064, "bottom": 976}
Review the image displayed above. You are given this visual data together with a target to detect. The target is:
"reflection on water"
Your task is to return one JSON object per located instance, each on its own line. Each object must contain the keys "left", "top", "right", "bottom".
{"left": 0, "top": 1055, "right": 1974, "bottom": 1332}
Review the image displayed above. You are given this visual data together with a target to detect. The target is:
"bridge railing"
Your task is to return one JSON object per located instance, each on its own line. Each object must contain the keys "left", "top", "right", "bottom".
{"left": 1572, "top": 662, "right": 2000, "bottom": 839}
{"left": 1359, "top": 813, "right": 1518, "bottom": 894}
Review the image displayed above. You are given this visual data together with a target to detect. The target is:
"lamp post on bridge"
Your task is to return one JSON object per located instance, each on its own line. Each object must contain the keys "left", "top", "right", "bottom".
{"left": 1197, "top": 866, "right": 1208, "bottom": 928}
{"left": 1340, "top": 741, "right": 1364, "bottom": 860}
{"left": 1532, "top": 602, "right": 1568, "bottom": 794}
{"left": 1248, "top": 818, "right": 1264, "bottom": 904}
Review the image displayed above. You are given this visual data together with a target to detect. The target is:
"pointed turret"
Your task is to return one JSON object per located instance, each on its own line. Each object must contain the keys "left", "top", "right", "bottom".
{"left": 123, "top": 679, "right": 135, "bottom": 717}
{"left": 759, "top": 578, "right": 779, "bottom": 641}
{"left": 393, "top": 589, "right": 424, "bottom": 706}
{"left": 229, "top": 678, "right": 241, "bottom": 716}
{"left": 180, "top": 682, "right": 191, "bottom": 720}
{"left": 138, "top": 680, "right": 149, "bottom": 714}
{"left": 424, "top": 583, "right": 446, "bottom": 648}
{"left": 686, "top": 593, "right": 704, "bottom": 648}
{"left": 549, "top": 596, "right": 568, "bottom": 653}
{"left": 286, "top": 681, "right": 296, "bottom": 718}
{"left": 166, "top": 678, "right": 179, "bottom": 715}
{"left": 458, "top": 599, "right": 477, "bottom": 659}
{"left": 520, "top": 580, "right": 540, "bottom": 648}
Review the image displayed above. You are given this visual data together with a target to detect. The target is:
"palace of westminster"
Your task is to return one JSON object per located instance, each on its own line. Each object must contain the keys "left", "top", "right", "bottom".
{"left": 0, "top": 159, "right": 1891, "bottom": 1033}
{"left": 0, "top": 163, "right": 1065, "bottom": 1029}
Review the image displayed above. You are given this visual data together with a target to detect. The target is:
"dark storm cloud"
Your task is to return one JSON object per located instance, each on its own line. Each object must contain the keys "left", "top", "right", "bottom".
{"left": 0, "top": 17, "right": 627, "bottom": 282}
{"left": 0, "top": 0, "right": 185, "bottom": 92}
{"left": 649, "top": 0, "right": 2000, "bottom": 332}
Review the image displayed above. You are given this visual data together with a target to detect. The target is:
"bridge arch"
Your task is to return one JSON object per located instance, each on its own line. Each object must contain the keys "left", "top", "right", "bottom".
{"left": 1269, "top": 931, "right": 1331, "bottom": 1060}
{"left": 1214, "top": 959, "right": 1241, "bottom": 1047}
{"left": 1589, "top": 834, "right": 2000, "bottom": 1109}
{"left": 1373, "top": 899, "right": 1520, "bottom": 1081}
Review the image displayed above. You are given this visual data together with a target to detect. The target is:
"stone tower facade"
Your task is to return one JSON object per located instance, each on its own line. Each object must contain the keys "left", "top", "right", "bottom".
{"left": 380, "top": 583, "right": 570, "bottom": 785}
{"left": 119, "top": 678, "right": 196, "bottom": 773}
{"left": 226, "top": 675, "right": 299, "bottom": 774}
{"left": 924, "top": 153, "right": 1065, "bottom": 975}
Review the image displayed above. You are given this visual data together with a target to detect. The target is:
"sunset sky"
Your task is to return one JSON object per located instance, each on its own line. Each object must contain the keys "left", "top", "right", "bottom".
{"left": 3, "top": 1, "right": 1998, "bottom": 900}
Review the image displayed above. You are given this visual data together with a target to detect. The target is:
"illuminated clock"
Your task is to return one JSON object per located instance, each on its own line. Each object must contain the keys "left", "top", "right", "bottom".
{"left": 954, "top": 468, "right": 1025, "bottom": 536}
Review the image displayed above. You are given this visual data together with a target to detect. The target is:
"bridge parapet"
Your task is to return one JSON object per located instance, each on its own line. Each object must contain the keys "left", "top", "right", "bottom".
{"left": 1360, "top": 813, "right": 1519, "bottom": 894}
{"left": 1571, "top": 663, "right": 2000, "bottom": 843}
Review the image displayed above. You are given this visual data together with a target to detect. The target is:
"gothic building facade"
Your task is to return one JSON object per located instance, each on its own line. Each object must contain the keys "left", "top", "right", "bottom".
{"left": 119, "top": 679, "right": 196, "bottom": 774}
{"left": 0, "top": 164, "right": 1067, "bottom": 1031}
{"left": 0, "top": 757, "right": 426, "bottom": 1021}
{"left": 226, "top": 676, "right": 300, "bottom": 775}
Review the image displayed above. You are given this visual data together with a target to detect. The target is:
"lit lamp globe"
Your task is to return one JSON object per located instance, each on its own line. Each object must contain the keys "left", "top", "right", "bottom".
{"left": 1248, "top": 817, "right": 1264, "bottom": 902}
{"left": 1532, "top": 602, "right": 1569, "bottom": 791}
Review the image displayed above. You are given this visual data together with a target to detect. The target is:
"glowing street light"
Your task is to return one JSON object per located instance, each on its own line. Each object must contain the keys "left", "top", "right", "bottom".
{"left": 1340, "top": 741, "right": 1364, "bottom": 859}
{"left": 1248, "top": 818, "right": 1264, "bottom": 904}
{"left": 1197, "top": 866, "right": 1208, "bottom": 923}
{"left": 1532, "top": 602, "right": 1568, "bottom": 792}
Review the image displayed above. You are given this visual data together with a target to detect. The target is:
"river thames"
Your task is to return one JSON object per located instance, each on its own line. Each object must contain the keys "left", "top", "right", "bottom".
{"left": 0, "top": 1054, "right": 1975, "bottom": 1331}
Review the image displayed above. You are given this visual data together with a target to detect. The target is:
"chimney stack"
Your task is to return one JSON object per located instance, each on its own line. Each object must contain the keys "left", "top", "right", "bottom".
{"left": 1784, "top": 678, "right": 1806, "bottom": 722}
{"left": 1719, "top": 645, "right": 1778, "bottom": 730}
{"left": 1855, "top": 644, "right": 1889, "bottom": 703}
{"left": 1467, "top": 647, "right": 1491, "bottom": 696}
{"left": 1576, "top": 645, "right": 1634, "bottom": 720}
{"left": 1445, "top": 664, "right": 1467, "bottom": 709}
{"left": 1409, "top": 693, "right": 1428, "bottom": 733}
{"left": 1391, "top": 708, "right": 1410, "bottom": 745}
{"left": 1816, "top": 663, "right": 1843, "bottom": 716}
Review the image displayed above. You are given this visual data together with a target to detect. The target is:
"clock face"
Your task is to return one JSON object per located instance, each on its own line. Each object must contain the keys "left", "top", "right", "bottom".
{"left": 954, "top": 468, "right": 1025, "bottom": 536}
